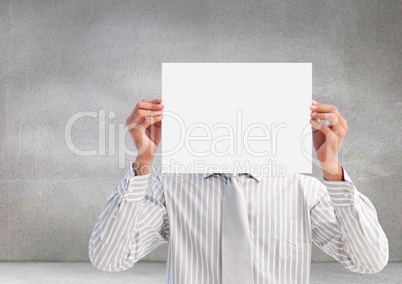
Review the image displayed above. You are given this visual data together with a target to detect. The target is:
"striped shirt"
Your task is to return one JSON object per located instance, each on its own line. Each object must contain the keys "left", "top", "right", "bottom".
{"left": 88, "top": 161, "right": 389, "bottom": 284}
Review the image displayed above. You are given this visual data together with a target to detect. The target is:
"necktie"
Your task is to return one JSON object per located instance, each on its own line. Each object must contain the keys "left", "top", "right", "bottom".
{"left": 221, "top": 173, "right": 254, "bottom": 284}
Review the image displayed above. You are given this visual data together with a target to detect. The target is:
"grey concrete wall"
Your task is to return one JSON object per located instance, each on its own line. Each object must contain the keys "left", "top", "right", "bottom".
{"left": 0, "top": 0, "right": 400, "bottom": 262}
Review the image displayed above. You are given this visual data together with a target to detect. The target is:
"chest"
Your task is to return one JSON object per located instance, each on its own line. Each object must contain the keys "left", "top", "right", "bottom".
{"left": 163, "top": 176, "right": 312, "bottom": 231}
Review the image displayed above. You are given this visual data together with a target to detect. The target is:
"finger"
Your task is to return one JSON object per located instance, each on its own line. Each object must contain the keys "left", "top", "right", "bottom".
{"left": 133, "top": 110, "right": 164, "bottom": 124}
{"left": 128, "top": 113, "right": 163, "bottom": 133}
{"left": 310, "top": 102, "right": 341, "bottom": 131}
{"left": 142, "top": 97, "right": 162, "bottom": 103}
{"left": 140, "top": 114, "right": 164, "bottom": 129}
{"left": 127, "top": 99, "right": 163, "bottom": 125}
{"left": 310, "top": 118, "right": 333, "bottom": 135}
{"left": 310, "top": 103, "right": 339, "bottom": 116}
{"left": 310, "top": 112, "right": 339, "bottom": 132}
{"left": 134, "top": 101, "right": 164, "bottom": 113}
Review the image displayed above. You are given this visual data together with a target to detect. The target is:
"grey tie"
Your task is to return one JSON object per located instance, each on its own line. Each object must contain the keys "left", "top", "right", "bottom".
{"left": 221, "top": 173, "right": 254, "bottom": 284}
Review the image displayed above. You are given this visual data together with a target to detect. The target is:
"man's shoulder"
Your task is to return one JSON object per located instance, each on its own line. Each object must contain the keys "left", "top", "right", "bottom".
{"left": 297, "top": 173, "right": 329, "bottom": 200}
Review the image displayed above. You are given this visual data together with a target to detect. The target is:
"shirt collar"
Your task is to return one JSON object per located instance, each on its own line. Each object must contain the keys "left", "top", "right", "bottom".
{"left": 202, "top": 172, "right": 262, "bottom": 182}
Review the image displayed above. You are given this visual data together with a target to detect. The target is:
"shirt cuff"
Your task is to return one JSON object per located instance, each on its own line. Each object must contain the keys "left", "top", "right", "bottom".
{"left": 122, "top": 160, "right": 151, "bottom": 202}
{"left": 322, "top": 166, "right": 358, "bottom": 207}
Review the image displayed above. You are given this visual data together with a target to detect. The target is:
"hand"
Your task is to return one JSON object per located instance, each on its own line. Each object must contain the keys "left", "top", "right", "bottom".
{"left": 309, "top": 100, "right": 348, "bottom": 179}
{"left": 126, "top": 97, "right": 164, "bottom": 169}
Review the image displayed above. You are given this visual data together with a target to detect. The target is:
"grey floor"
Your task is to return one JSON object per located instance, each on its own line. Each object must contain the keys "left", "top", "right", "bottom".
{"left": 0, "top": 262, "right": 401, "bottom": 284}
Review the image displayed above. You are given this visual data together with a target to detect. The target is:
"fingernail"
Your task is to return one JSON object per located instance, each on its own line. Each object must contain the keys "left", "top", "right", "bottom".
{"left": 310, "top": 105, "right": 317, "bottom": 110}
{"left": 312, "top": 100, "right": 317, "bottom": 105}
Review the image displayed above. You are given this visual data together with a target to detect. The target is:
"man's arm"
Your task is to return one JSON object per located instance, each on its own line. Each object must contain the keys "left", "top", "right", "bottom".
{"left": 88, "top": 161, "right": 169, "bottom": 272}
{"left": 310, "top": 166, "right": 389, "bottom": 273}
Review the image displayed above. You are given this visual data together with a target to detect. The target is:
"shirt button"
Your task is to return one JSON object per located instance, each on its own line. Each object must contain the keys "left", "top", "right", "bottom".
{"left": 343, "top": 193, "right": 349, "bottom": 198}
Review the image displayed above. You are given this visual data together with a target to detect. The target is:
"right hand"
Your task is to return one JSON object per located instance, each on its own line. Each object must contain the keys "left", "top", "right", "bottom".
{"left": 126, "top": 97, "right": 164, "bottom": 164}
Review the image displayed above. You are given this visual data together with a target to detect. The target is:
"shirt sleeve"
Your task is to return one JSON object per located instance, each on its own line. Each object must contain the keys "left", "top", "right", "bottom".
{"left": 88, "top": 161, "right": 169, "bottom": 272}
{"left": 310, "top": 166, "right": 389, "bottom": 274}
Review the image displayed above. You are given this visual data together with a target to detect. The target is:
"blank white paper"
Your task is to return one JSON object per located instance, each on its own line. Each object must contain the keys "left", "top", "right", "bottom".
{"left": 160, "top": 63, "right": 312, "bottom": 176}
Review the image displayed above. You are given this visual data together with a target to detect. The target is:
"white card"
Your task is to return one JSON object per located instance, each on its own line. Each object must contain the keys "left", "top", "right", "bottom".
{"left": 160, "top": 63, "right": 312, "bottom": 176}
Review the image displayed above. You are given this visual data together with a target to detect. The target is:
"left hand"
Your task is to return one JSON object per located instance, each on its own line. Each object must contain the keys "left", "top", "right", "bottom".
{"left": 309, "top": 100, "right": 348, "bottom": 178}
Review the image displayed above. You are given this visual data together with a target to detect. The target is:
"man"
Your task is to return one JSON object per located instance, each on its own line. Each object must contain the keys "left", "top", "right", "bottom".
{"left": 88, "top": 98, "right": 388, "bottom": 284}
